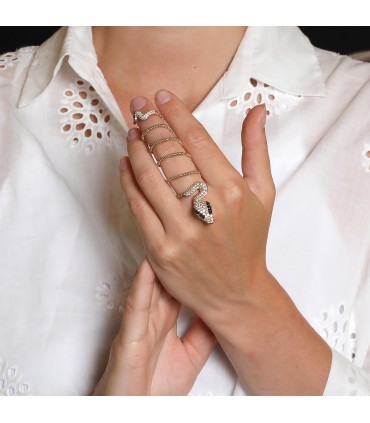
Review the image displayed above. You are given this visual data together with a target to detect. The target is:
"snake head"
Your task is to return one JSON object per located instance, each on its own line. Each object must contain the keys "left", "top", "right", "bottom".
{"left": 181, "top": 181, "right": 214, "bottom": 224}
{"left": 194, "top": 201, "right": 214, "bottom": 224}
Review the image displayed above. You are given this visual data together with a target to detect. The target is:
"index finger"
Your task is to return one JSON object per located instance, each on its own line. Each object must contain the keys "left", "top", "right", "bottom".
{"left": 120, "top": 258, "right": 155, "bottom": 344}
{"left": 154, "top": 89, "right": 241, "bottom": 186}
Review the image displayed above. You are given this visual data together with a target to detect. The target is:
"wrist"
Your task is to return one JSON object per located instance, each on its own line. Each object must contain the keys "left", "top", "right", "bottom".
{"left": 202, "top": 270, "right": 332, "bottom": 395}
{"left": 202, "top": 267, "right": 280, "bottom": 344}
{"left": 202, "top": 267, "right": 320, "bottom": 358}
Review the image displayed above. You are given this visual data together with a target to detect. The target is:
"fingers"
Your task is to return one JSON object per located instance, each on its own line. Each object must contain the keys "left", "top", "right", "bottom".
{"left": 182, "top": 318, "right": 218, "bottom": 373}
{"left": 130, "top": 96, "right": 204, "bottom": 204}
{"left": 120, "top": 257, "right": 156, "bottom": 344}
{"left": 125, "top": 125, "right": 187, "bottom": 230}
{"left": 153, "top": 90, "right": 241, "bottom": 187}
{"left": 119, "top": 155, "right": 165, "bottom": 245}
{"left": 94, "top": 257, "right": 157, "bottom": 396}
{"left": 241, "top": 104, "right": 276, "bottom": 215}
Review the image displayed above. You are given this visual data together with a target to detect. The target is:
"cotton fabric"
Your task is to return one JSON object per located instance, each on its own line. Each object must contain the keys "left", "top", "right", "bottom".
{"left": 1, "top": 26, "right": 370, "bottom": 396}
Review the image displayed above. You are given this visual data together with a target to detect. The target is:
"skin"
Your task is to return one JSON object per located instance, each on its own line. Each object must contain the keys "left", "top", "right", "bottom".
{"left": 92, "top": 26, "right": 247, "bottom": 128}
{"left": 92, "top": 28, "right": 332, "bottom": 396}
{"left": 93, "top": 258, "right": 217, "bottom": 395}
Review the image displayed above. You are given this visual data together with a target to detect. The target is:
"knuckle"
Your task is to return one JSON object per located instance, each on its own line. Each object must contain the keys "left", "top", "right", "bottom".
{"left": 221, "top": 180, "right": 245, "bottom": 205}
{"left": 146, "top": 236, "right": 162, "bottom": 255}
{"left": 183, "top": 125, "right": 209, "bottom": 147}
{"left": 136, "top": 167, "right": 156, "bottom": 187}
{"left": 179, "top": 226, "right": 198, "bottom": 245}
{"left": 128, "top": 196, "right": 146, "bottom": 218}
{"left": 156, "top": 240, "right": 179, "bottom": 267}
{"left": 154, "top": 138, "right": 180, "bottom": 158}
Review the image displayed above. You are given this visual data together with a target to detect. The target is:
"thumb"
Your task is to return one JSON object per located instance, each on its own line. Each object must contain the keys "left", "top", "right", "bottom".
{"left": 241, "top": 104, "right": 275, "bottom": 215}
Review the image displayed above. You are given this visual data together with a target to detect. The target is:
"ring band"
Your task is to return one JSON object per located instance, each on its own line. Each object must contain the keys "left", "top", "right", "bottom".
{"left": 141, "top": 124, "right": 174, "bottom": 142}
{"left": 147, "top": 137, "right": 183, "bottom": 154}
{"left": 165, "top": 170, "right": 201, "bottom": 183}
{"left": 156, "top": 151, "right": 192, "bottom": 167}
{"left": 133, "top": 109, "right": 163, "bottom": 125}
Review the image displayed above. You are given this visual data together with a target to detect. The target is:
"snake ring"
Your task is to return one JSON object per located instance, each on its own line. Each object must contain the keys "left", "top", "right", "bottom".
{"left": 131, "top": 109, "right": 214, "bottom": 224}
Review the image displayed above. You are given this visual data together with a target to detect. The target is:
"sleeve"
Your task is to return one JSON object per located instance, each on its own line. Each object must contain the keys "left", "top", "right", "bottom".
{"left": 323, "top": 348, "right": 370, "bottom": 395}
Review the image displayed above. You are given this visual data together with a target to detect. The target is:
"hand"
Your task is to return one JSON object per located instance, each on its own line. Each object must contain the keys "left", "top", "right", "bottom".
{"left": 93, "top": 256, "right": 217, "bottom": 396}
{"left": 119, "top": 91, "right": 332, "bottom": 395}
{"left": 119, "top": 90, "right": 275, "bottom": 328}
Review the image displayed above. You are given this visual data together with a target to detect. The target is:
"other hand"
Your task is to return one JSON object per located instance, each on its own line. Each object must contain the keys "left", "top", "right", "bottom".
{"left": 93, "top": 256, "right": 217, "bottom": 395}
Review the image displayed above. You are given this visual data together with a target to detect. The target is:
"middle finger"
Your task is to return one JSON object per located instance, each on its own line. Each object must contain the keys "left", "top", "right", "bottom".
{"left": 129, "top": 96, "right": 217, "bottom": 226}
{"left": 130, "top": 96, "right": 206, "bottom": 204}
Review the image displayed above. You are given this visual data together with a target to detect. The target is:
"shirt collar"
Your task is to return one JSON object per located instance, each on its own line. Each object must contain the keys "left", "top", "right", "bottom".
{"left": 17, "top": 26, "right": 325, "bottom": 110}
{"left": 223, "top": 26, "right": 325, "bottom": 99}
{"left": 17, "top": 26, "right": 98, "bottom": 108}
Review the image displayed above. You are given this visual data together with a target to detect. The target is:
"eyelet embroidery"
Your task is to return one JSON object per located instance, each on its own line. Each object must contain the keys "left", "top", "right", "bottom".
{"left": 0, "top": 52, "right": 19, "bottom": 71}
{"left": 95, "top": 271, "right": 133, "bottom": 317}
{"left": 0, "top": 357, "right": 30, "bottom": 396}
{"left": 311, "top": 302, "right": 357, "bottom": 362}
{"left": 227, "top": 78, "right": 303, "bottom": 118}
{"left": 0, "top": 47, "right": 36, "bottom": 71}
{"left": 344, "top": 362, "right": 370, "bottom": 395}
{"left": 59, "top": 79, "right": 117, "bottom": 155}
{"left": 361, "top": 142, "right": 370, "bottom": 173}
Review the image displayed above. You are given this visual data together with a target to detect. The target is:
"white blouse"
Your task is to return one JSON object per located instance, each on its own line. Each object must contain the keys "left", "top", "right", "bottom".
{"left": 1, "top": 26, "right": 370, "bottom": 396}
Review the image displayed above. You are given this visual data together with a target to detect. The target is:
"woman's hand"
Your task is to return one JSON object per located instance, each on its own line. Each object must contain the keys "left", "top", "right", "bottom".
{"left": 119, "top": 90, "right": 332, "bottom": 395}
{"left": 93, "top": 256, "right": 217, "bottom": 396}
{"left": 119, "top": 91, "right": 274, "bottom": 326}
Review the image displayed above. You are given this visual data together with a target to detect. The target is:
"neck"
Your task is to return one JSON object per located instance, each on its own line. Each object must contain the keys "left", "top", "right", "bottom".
{"left": 92, "top": 26, "right": 246, "bottom": 121}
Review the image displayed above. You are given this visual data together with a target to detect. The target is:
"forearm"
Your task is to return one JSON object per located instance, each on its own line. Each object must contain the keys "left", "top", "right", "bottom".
{"left": 205, "top": 270, "right": 332, "bottom": 395}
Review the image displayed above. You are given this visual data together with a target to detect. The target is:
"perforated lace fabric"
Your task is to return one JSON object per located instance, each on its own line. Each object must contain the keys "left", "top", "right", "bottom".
{"left": 310, "top": 303, "right": 370, "bottom": 395}
{"left": 312, "top": 302, "right": 357, "bottom": 362}
{"left": 0, "top": 357, "right": 30, "bottom": 396}
{"left": 95, "top": 271, "right": 133, "bottom": 317}
{"left": 0, "top": 51, "right": 20, "bottom": 71}
{"left": 325, "top": 349, "right": 370, "bottom": 395}
{"left": 59, "top": 79, "right": 118, "bottom": 155}
{"left": 227, "top": 78, "right": 303, "bottom": 118}
{"left": 0, "top": 48, "right": 33, "bottom": 71}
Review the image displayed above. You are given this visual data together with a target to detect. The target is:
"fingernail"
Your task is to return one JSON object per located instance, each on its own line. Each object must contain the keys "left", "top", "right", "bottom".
{"left": 156, "top": 89, "right": 172, "bottom": 104}
{"left": 119, "top": 156, "right": 129, "bottom": 170}
{"left": 259, "top": 104, "right": 266, "bottom": 128}
{"left": 127, "top": 128, "right": 140, "bottom": 141}
{"left": 130, "top": 96, "right": 147, "bottom": 112}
